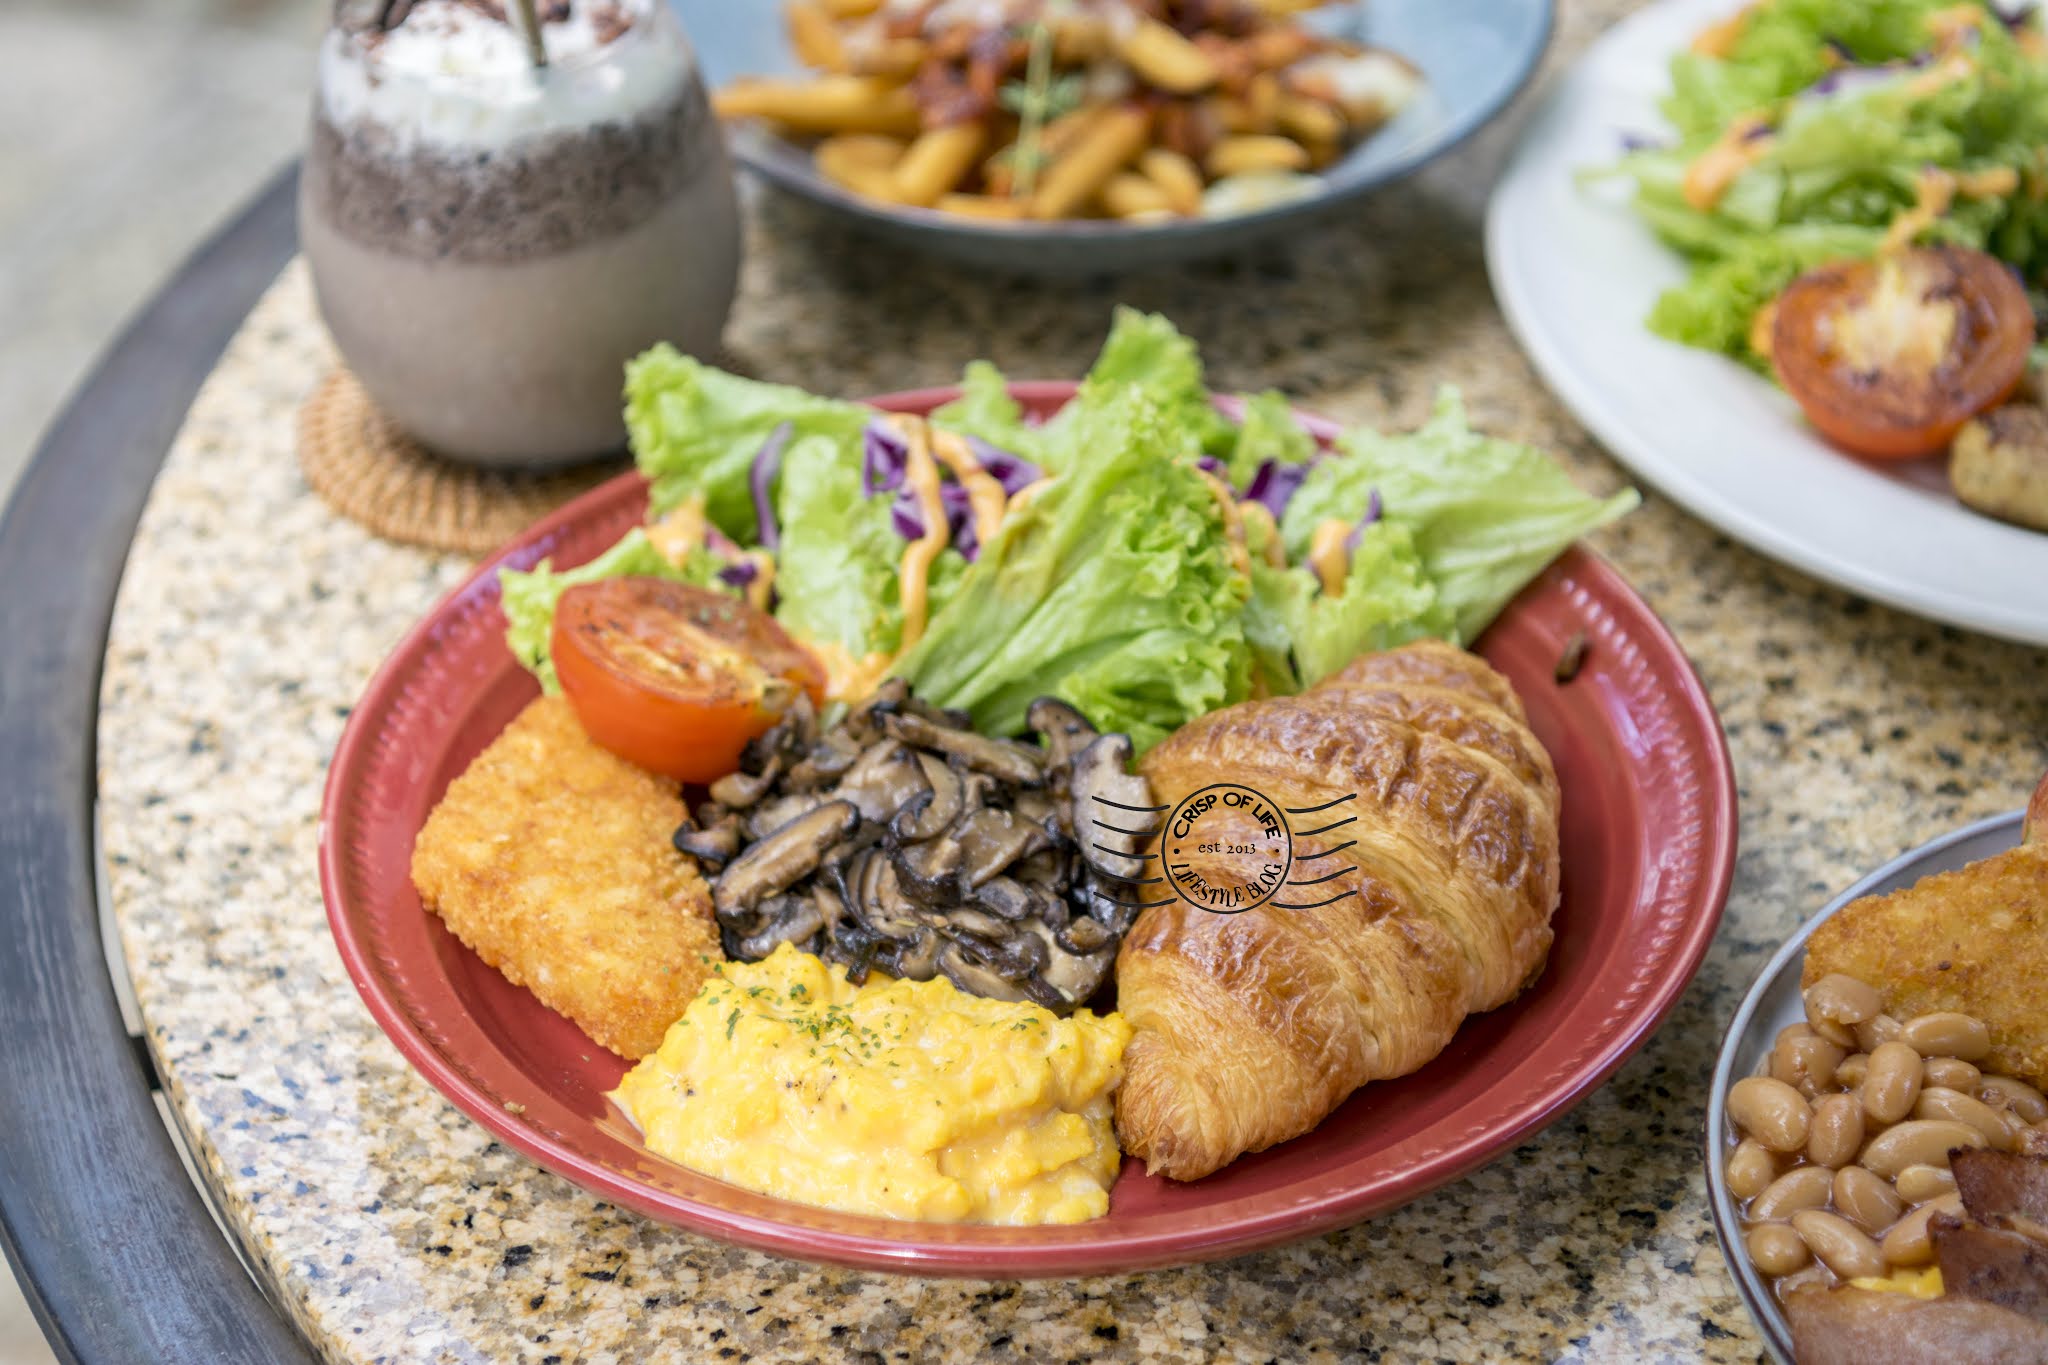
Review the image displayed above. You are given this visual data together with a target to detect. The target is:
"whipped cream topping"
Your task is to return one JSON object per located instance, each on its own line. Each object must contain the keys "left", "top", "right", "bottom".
{"left": 319, "top": 0, "right": 690, "bottom": 149}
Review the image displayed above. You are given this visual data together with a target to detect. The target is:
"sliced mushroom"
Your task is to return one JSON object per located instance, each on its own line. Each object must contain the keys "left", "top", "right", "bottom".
{"left": 674, "top": 812, "right": 745, "bottom": 867}
{"left": 890, "top": 754, "right": 966, "bottom": 841}
{"left": 747, "top": 791, "right": 827, "bottom": 842}
{"left": 886, "top": 926, "right": 943, "bottom": 980}
{"left": 1072, "top": 867, "right": 1140, "bottom": 936}
{"left": 821, "top": 922, "right": 883, "bottom": 983}
{"left": 713, "top": 800, "right": 857, "bottom": 915}
{"left": 709, "top": 756, "right": 783, "bottom": 810}
{"left": 891, "top": 836, "right": 965, "bottom": 910}
{"left": 972, "top": 875, "right": 1041, "bottom": 921}
{"left": 833, "top": 739, "right": 932, "bottom": 822}
{"left": 881, "top": 712, "right": 1045, "bottom": 786}
{"left": 1011, "top": 847, "right": 1067, "bottom": 891}
{"left": 734, "top": 895, "right": 827, "bottom": 959}
{"left": 1069, "top": 734, "right": 1156, "bottom": 880}
{"left": 741, "top": 694, "right": 818, "bottom": 769}
{"left": 840, "top": 677, "right": 910, "bottom": 742}
{"left": 1026, "top": 696, "right": 1097, "bottom": 770}
{"left": 948, "top": 807, "right": 1052, "bottom": 889}
{"left": 942, "top": 908, "right": 1022, "bottom": 944}
{"left": 1038, "top": 936, "right": 1116, "bottom": 1008}
{"left": 784, "top": 728, "right": 866, "bottom": 790}
{"left": 1055, "top": 915, "right": 1114, "bottom": 954}
{"left": 935, "top": 942, "right": 1032, "bottom": 1003}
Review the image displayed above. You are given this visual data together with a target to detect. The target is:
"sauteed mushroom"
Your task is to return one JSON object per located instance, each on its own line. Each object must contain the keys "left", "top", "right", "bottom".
{"left": 686, "top": 690, "right": 1158, "bottom": 1011}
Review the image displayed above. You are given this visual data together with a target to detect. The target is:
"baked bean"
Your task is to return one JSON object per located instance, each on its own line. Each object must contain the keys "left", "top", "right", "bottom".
{"left": 1914, "top": 1087, "right": 2018, "bottom": 1151}
{"left": 1834, "top": 1053, "right": 1870, "bottom": 1089}
{"left": 1792, "top": 1209, "right": 1887, "bottom": 1280}
{"left": 1807, "top": 1015, "right": 1857, "bottom": 1048}
{"left": 1729, "top": 1077, "right": 1813, "bottom": 1153}
{"left": 1805, "top": 974, "right": 1882, "bottom": 1029}
{"left": 1806, "top": 1094, "right": 1865, "bottom": 1168}
{"left": 1899, "top": 1012, "right": 1991, "bottom": 1062}
{"left": 1727, "top": 1139, "right": 1779, "bottom": 1201}
{"left": 1832, "top": 1165, "right": 1904, "bottom": 1235}
{"left": 1746, "top": 1221, "right": 1812, "bottom": 1277}
{"left": 1861, "top": 1042, "right": 1924, "bottom": 1124}
{"left": 1774, "top": 1031, "right": 1845, "bottom": 1098}
{"left": 1893, "top": 1164, "right": 1957, "bottom": 1204}
{"left": 1977, "top": 1075, "right": 2048, "bottom": 1125}
{"left": 1858, "top": 1119, "right": 1987, "bottom": 1179}
{"left": 1855, "top": 1013, "right": 1903, "bottom": 1053}
{"left": 1749, "top": 1165, "right": 1836, "bottom": 1220}
{"left": 1922, "top": 1057, "right": 1981, "bottom": 1092}
{"left": 1879, "top": 1192, "right": 1963, "bottom": 1267}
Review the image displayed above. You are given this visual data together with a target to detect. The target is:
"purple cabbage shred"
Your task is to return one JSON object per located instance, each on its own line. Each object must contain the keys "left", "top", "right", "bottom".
{"left": 717, "top": 560, "right": 759, "bottom": 589}
{"left": 749, "top": 422, "right": 792, "bottom": 550}
{"left": 968, "top": 437, "right": 1040, "bottom": 495}
{"left": 1242, "top": 458, "right": 1312, "bottom": 519}
{"left": 1343, "top": 489, "right": 1384, "bottom": 555}
{"left": 862, "top": 420, "right": 910, "bottom": 497}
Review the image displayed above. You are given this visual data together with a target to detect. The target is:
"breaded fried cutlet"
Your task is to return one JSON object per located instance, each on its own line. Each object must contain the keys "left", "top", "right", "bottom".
{"left": 1803, "top": 774, "right": 2048, "bottom": 1088}
{"left": 411, "top": 695, "right": 719, "bottom": 1060}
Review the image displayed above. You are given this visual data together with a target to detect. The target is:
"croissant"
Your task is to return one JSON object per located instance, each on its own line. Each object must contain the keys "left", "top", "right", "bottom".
{"left": 1113, "top": 639, "right": 1561, "bottom": 1180}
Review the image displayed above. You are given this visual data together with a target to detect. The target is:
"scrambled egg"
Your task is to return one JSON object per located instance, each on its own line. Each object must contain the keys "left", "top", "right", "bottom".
{"left": 609, "top": 944, "right": 1134, "bottom": 1224}
{"left": 1848, "top": 1265, "right": 1945, "bottom": 1300}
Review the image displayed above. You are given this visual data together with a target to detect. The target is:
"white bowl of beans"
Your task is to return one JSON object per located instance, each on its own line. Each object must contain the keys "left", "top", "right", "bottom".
{"left": 1706, "top": 808, "right": 2037, "bottom": 1363}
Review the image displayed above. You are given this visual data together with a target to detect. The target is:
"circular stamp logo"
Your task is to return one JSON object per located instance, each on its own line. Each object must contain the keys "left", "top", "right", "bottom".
{"left": 1161, "top": 782, "right": 1293, "bottom": 914}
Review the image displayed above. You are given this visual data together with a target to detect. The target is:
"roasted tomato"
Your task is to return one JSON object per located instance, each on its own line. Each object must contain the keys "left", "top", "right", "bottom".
{"left": 1771, "top": 246, "right": 2036, "bottom": 461}
{"left": 551, "top": 577, "right": 825, "bottom": 783}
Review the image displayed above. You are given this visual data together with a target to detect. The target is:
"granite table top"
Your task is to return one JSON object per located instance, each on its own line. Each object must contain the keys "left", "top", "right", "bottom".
{"left": 95, "top": 2, "right": 2048, "bottom": 1360}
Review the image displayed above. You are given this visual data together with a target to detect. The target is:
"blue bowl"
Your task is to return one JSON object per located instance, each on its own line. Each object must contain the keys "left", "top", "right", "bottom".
{"left": 670, "top": 0, "right": 1553, "bottom": 273}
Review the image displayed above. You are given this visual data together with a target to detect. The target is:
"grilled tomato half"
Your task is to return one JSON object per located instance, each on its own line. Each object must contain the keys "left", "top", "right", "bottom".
{"left": 1771, "top": 245, "right": 2035, "bottom": 461}
{"left": 551, "top": 577, "right": 825, "bottom": 783}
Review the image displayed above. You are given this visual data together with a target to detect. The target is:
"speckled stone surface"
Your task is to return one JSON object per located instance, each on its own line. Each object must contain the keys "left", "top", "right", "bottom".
{"left": 97, "top": 3, "right": 2048, "bottom": 1362}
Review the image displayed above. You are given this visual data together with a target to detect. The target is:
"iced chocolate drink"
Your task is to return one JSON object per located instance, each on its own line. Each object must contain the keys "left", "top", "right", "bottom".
{"left": 302, "top": 0, "right": 739, "bottom": 466}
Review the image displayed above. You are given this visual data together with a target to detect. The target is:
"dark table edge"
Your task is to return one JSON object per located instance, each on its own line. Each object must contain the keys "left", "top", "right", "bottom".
{"left": 0, "top": 165, "right": 320, "bottom": 1364}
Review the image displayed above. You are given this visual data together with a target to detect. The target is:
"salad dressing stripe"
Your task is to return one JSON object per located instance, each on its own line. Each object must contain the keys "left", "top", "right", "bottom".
{"left": 1238, "top": 500, "right": 1289, "bottom": 569}
{"left": 1308, "top": 518, "right": 1351, "bottom": 596}
{"left": 895, "top": 416, "right": 950, "bottom": 658}
{"left": 648, "top": 494, "right": 710, "bottom": 565}
{"left": 929, "top": 428, "right": 1008, "bottom": 550}
{"left": 1682, "top": 114, "right": 1773, "bottom": 212}
{"left": 1192, "top": 468, "right": 1251, "bottom": 582}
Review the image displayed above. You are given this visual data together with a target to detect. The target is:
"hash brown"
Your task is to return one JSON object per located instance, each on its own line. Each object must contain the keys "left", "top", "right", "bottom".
{"left": 1803, "top": 776, "right": 2048, "bottom": 1087}
{"left": 410, "top": 695, "right": 719, "bottom": 1060}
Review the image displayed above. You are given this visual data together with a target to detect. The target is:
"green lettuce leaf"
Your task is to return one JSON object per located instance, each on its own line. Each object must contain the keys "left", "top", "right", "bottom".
{"left": 1285, "top": 389, "right": 1639, "bottom": 641}
{"left": 928, "top": 360, "right": 1048, "bottom": 463}
{"left": 1224, "top": 389, "right": 1318, "bottom": 486}
{"left": 1246, "top": 523, "right": 1452, "bottom": 692}
{"left": 894, "top": 391, "right": 1250, "bottom": 751}
{"left": 498, "top": 529, "right": 731, "bottom": 692}
{"left": 625, "top": 345, "right": 870, "bottom": 536}
{"left": 773, "top": 431, "right": 967, "bottom": 664}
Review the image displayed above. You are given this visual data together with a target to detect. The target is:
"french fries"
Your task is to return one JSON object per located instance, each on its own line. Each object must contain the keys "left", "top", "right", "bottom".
{"left": 713, "top": 1, "right": 1424, "bottom": 226}
{"left": 892, "top": 123, "right": 987, "bottom": 208}
{"left": 714, "top": 76, "right": 920, "bottom": 137}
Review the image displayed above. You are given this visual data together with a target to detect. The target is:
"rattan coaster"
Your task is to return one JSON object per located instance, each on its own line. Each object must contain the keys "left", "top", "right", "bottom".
{"left": 298, "top": 367, "right": 625, "bottom": 557}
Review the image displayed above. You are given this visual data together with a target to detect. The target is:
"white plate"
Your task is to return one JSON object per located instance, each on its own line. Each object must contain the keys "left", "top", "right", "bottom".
{"left": 1486, "top": 0, "right": 2048, "bottom": 647}
{"left": 1704, "top": 810, "right": 2026, "bottom": 1363}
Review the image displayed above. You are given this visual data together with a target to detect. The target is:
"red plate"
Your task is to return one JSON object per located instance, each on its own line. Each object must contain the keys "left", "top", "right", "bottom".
{"left": 321, "top": 382, "right": 1736, "bottom": 1276}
